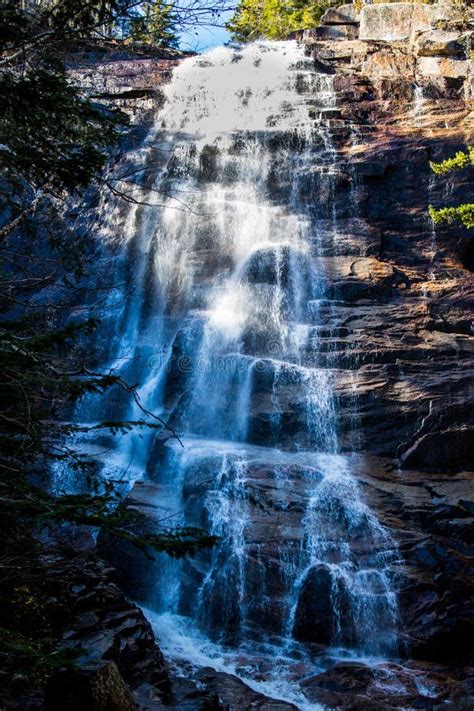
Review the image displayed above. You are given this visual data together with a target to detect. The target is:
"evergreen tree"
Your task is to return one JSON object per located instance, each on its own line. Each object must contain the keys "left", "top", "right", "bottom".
{"left": 227, "top": 0, "right": 338, "bottom": 41}
{"left": 128, "top": 0, "right": 180, "bottom": 48}
{"left": 429, "top": 147, "right": 474, "bottom": 230}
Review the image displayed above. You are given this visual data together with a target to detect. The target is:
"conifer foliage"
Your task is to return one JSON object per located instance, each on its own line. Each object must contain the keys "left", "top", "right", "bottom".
{"left": 429, "top": 147, "right": 474, "bottom": 230}
{"left": 127, "top": 0, "right": 179, "bottom": 47}
{"left": 227, "top": 0, "right": 338, "bottom": 41}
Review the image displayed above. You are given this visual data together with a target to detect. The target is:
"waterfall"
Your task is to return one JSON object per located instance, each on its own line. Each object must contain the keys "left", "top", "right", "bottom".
{"left": 67, "top": 41, "right": 400, "bottom": 708}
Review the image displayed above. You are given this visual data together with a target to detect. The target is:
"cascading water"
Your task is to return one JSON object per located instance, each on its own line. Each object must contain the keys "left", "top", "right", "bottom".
{"left": 67, "top": 41, "right": 400, "bottom": 708}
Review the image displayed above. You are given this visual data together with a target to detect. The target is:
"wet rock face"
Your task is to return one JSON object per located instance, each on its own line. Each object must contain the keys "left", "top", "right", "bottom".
{"left": 291, "top": 5, "right": 474, "bottom": 470}
{"left": 113, "top": 0, "right": 470, "bottom": 658}
{"left": 354, "top": 462, "right": 474, "bottom": 665}
{"left": 101, "top": 464, "right": 474, "bottom": 706}
{"left": 400, "top": 427, "right": 474, "bottom": 471}
{"left": 97, "top": 482, "right": 165, "bottom": 606}
{"left": 301, "top": 660, "right": 474, "bottom": 710}
{"left": 293, "top": 564, "right": 350, "bottom": 645}
{"left": 112, "top": 450, "right": 474, "bottom": 668}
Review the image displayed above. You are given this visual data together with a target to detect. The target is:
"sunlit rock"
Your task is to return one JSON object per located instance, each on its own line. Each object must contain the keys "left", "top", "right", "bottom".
{"left": 417, "top": 55, "right": 471, "bottom": 78}
{"left": 320, "top": 4, "right": 360, "bottom": 25}
{"left": 415, "top": 29, "right": 467, "bottom": 58}
{"left": 359, "top": 2, "right": 431, "bottom": 42}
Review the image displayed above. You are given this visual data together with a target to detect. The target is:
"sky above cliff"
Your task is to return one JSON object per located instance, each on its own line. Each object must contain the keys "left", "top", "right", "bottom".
{"left": 180, "top": 23, "right": 231, "bottom": 50}
{"left": 177, "top": 2, "right": 234, "bottom": 51}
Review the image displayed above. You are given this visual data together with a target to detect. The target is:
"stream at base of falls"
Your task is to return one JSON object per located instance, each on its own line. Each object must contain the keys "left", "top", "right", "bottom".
{"left": 61, "top": 40, "right": 403, "bottom": 709}
{"left": 147, "top": 609, "right": 328, "bottom": 710}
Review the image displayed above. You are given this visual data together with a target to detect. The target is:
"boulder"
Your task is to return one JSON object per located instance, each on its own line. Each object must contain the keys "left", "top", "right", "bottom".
{"left": 316, "top": 24, "right": 359, "bottom": 41}
{"left": 45, "top": 661, "right": 137, "bottom": 711}
{"left": 361, "top": 48, "right": 416, "bottom": 79}
{"left": 415, "top": 30, "right": 467, "bottom": 58}
{"left": 300, "top": 660, "right": 473, "bottom": 709}
{"left": 241, "top": 244, "right": 305, "bottom": 287}
{"left": 429, "top": 0, "right": 471, "bottom": 24}
{"left": 292, "top": 564, "right": 350, "bottom": 645}
{"left": 359, "top": 3, "right": 431, "bottom": 42}
{"left": 195, "top": 669, "right": 298, "bottom": 710}
{"left": 417, "top": 56, "right": 471, "bottom": 78}
{"left": 320, "top": 4, "right": 360, "bottom": 25}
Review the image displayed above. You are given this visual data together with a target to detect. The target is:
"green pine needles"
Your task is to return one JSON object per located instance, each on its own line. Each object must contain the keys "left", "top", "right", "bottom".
{"left": 430, "top": 146, "right": 474, "bottom": 176}
{"left": 428, "top": 203, "right": 474, "bottom": 230}
{"left": 227, "top": 0, "right": 338, "bottom": 41}
{"left": 128, "top": 0, "right": 179, "bottom": 48}
{"left": 429, "top": 147, "right": 473, "bottom": 230}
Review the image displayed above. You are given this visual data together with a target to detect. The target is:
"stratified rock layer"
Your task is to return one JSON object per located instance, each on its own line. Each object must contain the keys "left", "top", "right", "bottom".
{"left": 304, "top": 3, "right": 473, "bottom": 472}
{"left": 67, "top": 43, "right": 190, "bottom": 123}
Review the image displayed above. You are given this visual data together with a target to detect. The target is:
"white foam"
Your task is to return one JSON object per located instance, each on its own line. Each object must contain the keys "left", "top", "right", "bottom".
{"left": 145, "top": 609, "right": 327, "bottom": 711}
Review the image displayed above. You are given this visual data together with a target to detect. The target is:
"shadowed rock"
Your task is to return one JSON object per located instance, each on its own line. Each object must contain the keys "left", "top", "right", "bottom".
{"left": 45, "top": 662, "right": 137, "bottom": 711}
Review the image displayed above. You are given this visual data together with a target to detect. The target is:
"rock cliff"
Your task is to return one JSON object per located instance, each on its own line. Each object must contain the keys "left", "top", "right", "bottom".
{"left": 61, "top": 6, "right": 473, "bottom": 709}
